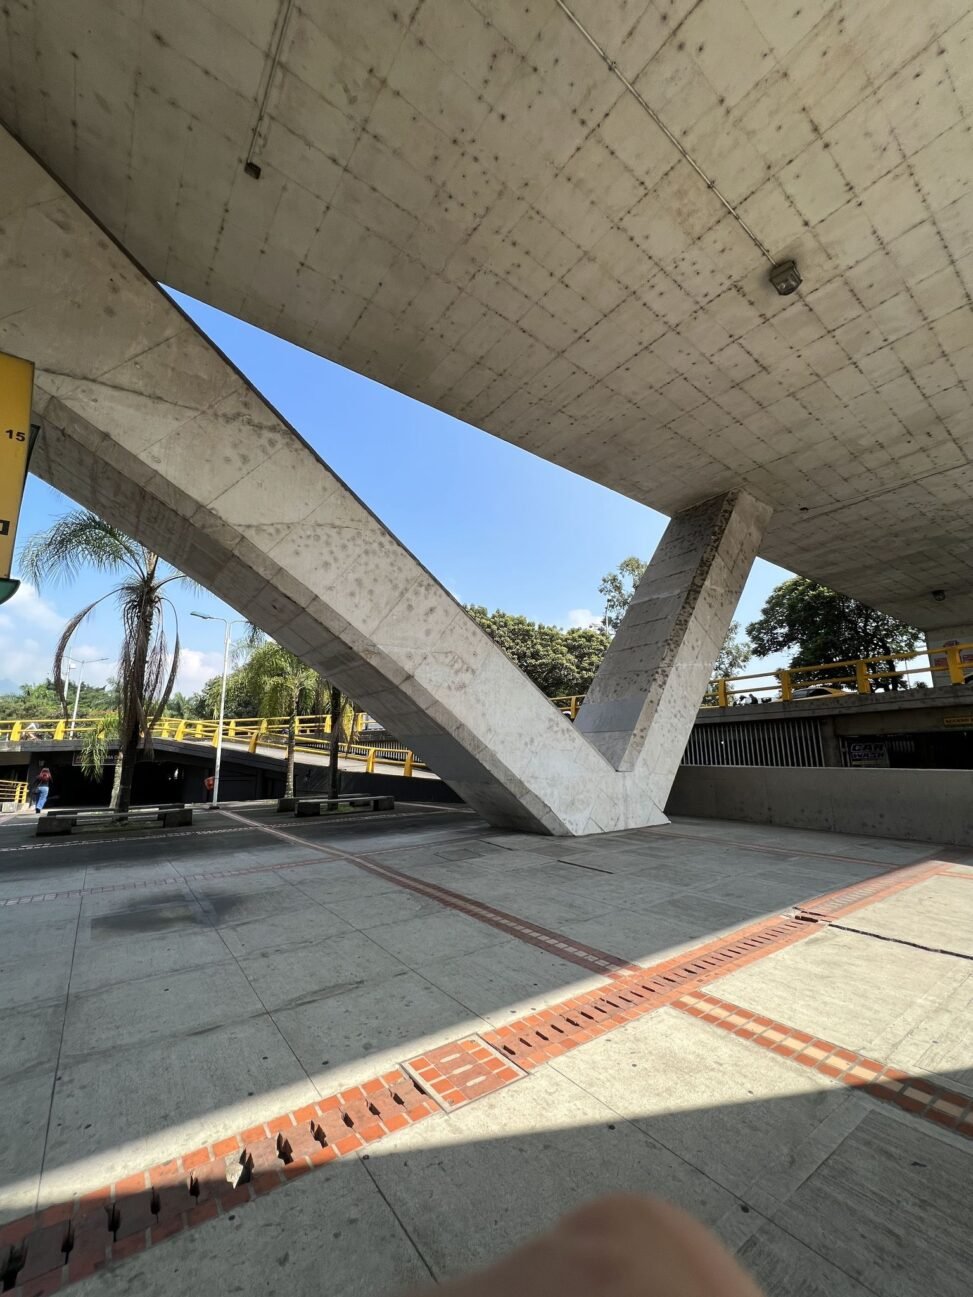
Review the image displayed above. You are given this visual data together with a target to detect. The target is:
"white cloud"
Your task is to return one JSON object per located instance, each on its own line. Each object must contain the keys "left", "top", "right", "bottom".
{"left": 566, "top": 608, "right": 600, "bottom": 629}
{"left": 0, "top": 586, "right": 121, "bottom": 691}
{"left": 0, "top": 584, "right": 70, "bottom": 685}
{"left": 175, "top": 647, "right": 226, "bottom": 695}
{"left": 0, "top": 582, "right": 64, "bottom": 633}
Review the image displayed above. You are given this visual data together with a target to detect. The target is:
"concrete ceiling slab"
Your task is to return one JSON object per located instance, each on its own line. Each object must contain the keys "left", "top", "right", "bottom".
{"left": 2, "top": 0, "right": 972, "bottom": 627}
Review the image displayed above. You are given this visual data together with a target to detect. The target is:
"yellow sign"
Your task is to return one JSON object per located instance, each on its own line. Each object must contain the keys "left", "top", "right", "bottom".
{"left": 0, "top": 350, "right": 34, "bottom": 604}
{"left": 944, "top": 716, "right": 973, "bottom": 727}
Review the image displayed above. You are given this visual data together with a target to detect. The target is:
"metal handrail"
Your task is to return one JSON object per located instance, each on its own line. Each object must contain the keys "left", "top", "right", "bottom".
{"left": 0, "top": 779, "right": 29, "bottom": 804}
{"left": 554, "top": 639, "right": 973, "bottom": 711}
{"left": 1, "top": 641, "right": 970, "bottom": 762}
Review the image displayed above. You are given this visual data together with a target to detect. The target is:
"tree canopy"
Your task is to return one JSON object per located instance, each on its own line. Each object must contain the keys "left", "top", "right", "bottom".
{"left": 465, "top": 606, "right": 609, "bottom": 696}
{"left": 746, "top": 578, "right": 921, "bottom": 686}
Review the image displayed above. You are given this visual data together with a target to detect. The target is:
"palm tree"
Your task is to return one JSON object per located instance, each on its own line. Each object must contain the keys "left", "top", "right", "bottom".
{"left": 236, "top": 640, "right": 320, "bottom": 799}
{"left": 21, "top": 511, "right": 193, "bottom": 812}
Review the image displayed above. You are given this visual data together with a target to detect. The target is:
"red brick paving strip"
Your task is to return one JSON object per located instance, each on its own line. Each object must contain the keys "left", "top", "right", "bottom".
{"left": 482, "top": 915, "right": 811, "bottom": 1069}
{"left": 795, "top": 857, "right": 957, "bottom": 919}
{"left": 405, "top": 1038, "right": 524, "bottom": 1109}
{"left": 672, "top": 989, "right": 973, "bottom": 1141}
{"left": 0, "top": 1071, "right": 437, "bottom": 1296}
{"left": 220, "top": 809, "right": 641, "bottom": 977}
{"left": 2, "top": 835, "right": 964, "bottom": 1294}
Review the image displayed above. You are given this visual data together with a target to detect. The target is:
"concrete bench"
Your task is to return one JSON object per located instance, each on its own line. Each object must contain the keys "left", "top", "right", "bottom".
{"left": 37, "top": 805, "right": 193, "bottom": 836}
{"left": 277, "top": 795, "right": 394, "bottom": 816}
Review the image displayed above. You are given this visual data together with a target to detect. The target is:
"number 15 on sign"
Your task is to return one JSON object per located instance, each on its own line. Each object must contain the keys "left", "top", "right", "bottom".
{"left": 0, "top": 350, "right": 35, "bottom": 607}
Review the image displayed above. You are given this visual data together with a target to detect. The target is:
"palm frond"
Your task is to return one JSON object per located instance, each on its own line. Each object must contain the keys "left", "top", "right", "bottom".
{"left": 79, "top": 713, "right": 119, "bottom": 781}
{"left": 52, "top": 596, "right": 112, "bottom": 713}
{"left": 19, "top": 511, "right": 143, "bottom": 588}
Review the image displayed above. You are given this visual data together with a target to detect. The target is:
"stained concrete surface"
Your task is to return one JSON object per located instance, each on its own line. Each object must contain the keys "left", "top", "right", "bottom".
{"left": 1, "top": 806, "right": 971, "bottom": 1296}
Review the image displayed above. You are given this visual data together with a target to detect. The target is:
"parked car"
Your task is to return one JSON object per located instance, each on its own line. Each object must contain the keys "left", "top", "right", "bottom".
{"left": 789, "top": 685, "right": 853, "bottom": 700}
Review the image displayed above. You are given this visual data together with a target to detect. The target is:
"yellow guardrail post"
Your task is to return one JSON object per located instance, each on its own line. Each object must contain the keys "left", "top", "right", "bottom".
{"left": 945, "top": 644, "right": 965, "bottom": 685}
{"left": 570, "top": 696, "right": 580, "bottom": 719}
{"left": 779, "top": 670, "right": 793, "bottom": 702}
{"left": 365, "top": 748, "right": 376, "bottom": 774}
{"left": 248, "top": 732, "right": 258, "bottom": 754}
{"left": 228, "top": 720, "right": 237, "bottom": 739}
{"left": 854, "top": 660, "right": 871, "bottom": 694}
{"left": 716, "top": 678, "right": 729, "bottom": 707}
{"left": 53, "top": 719, "right": 65, "bottom": 740}
{"left": 403, "top": 751, "right": 414, "bottom": 777}
{"left": 10, "top": 721, "right": 21, "bottom": 743}
{"left": 17, "top": 781, "right": 28, "bottom": 804}
{"left": 174, "top": 720, "right": 186, "bottom": 741}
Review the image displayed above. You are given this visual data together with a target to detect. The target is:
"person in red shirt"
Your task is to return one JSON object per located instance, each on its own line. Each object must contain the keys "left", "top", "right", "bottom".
{"left": 203, "top": 774, "right": 215, "bottom": 801}
{"left": 32, "top": 767, "right": 53, "bottom": 814}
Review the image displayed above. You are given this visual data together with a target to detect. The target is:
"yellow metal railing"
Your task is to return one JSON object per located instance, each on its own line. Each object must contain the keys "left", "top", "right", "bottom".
{"left": 555, "top": 639, "right": 973, "bottom": 712}
{"left": 2, "top": 639, "right": 969, "bottom": 771}
{"left": 0, "top": 779, "right": 29, "bottom": 805}
{"left": 0, "top": 712, "right": 427, "bottom": 776}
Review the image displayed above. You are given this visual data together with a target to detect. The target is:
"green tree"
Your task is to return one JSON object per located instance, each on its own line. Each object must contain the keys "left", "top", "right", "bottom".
{"left": 746, "top": 578, "right": 920, "bottom": 689}
{"left": 598, "top": 556, "right": 646, "bottom": 633}
{"left": 597, "top": 559, "right": 752, "bottom": 678}
{"left": 189, "top": 670, "right": 262, "bottom": 720}
{"left": 0, "top": 681, "right": 62, "bottom": 720}
{"left": 714, "top": 622, "right": 752, "bottom": 678}
{"left": 563, "top": 626, "right": 611, "bottom": 693}
{"left": 465, "top": 606, "right": 609, "bottom": 696}
{"left": 235, "top": 640, "right": 320, "bottom": 798}
{"left": 21, "top": 511, "right": 194, "bottom": 809}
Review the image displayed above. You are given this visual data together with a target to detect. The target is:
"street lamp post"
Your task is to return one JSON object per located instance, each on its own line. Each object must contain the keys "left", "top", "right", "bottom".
{"left": 190, "top": 612, "right": 245, "bottom": 806}
{"left": 65, "top": 657, "right": 109, "bottom": 737}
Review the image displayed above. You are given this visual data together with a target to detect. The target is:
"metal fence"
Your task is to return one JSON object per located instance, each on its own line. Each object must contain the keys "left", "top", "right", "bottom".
{"left": 681, "top": 716, "right": 824, "bottom": 767}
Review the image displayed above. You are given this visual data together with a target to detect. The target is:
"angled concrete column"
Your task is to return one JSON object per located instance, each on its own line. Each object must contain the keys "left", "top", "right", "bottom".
{"left": 0, "top": 125, "right": 670, "bottom": 836}
{"left": 576, "top": 491, "right": 772, "bottom": 806}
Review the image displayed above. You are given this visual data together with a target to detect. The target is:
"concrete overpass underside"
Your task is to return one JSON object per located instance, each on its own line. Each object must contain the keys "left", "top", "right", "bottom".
{"left": 1, "top": 0, "right": 971, "bottom": 630}
{"left": 2, "top": 0, "right": 972, "bottom": 832}
{"left": 1, "top": 128, "right": 771, "bottom": 833}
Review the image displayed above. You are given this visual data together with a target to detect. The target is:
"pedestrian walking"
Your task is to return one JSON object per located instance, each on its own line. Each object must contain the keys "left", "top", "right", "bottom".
{"left": 32, "top": 766, "right": 53, "bottom": 814}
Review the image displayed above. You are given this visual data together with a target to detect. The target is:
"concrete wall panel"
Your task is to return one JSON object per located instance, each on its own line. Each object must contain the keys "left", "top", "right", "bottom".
{"left": 668, "top": 765, "right": 973, "bottom": 847}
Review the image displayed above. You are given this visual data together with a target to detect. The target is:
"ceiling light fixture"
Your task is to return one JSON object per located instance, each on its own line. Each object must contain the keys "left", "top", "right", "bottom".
{"left": 769, "top": 260, "right": 802, "bottom": 295}
{"left": 555, "top": 1, "right": 800, "bottom": 293}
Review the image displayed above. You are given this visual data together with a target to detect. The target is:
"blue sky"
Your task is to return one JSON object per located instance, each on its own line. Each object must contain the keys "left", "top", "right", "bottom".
{"left": 2, "top": 290, "right": 792, "bottom": 700}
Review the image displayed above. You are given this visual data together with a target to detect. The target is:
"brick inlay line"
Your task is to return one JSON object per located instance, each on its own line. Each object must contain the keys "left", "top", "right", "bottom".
{"left": 0, "top": 1070, "right": 438, "bottom": 1295}
{"left": 404, "top": 1038, "right": 523, "bottom": 1109}
{"left": 795, "top": 856, "right": 949, "bottom": 920}
{"left": 219, "top": 809, "right": 639, "bottom": 977}
{"left": 1, "top": 847, "right": 961, "bottom": 1295}
{"left": 672, "top": 990, "right": 973, "bottom": 1142}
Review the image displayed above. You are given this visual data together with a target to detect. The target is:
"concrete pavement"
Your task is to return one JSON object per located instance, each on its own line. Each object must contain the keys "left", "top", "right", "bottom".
{"left": 1, "top": 807, "right": 971, "bottom": 1296}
